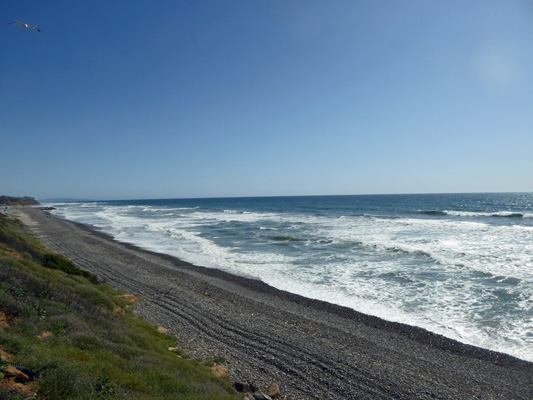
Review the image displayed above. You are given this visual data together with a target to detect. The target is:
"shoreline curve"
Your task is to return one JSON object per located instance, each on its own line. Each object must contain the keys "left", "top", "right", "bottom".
{"left": 13, "top": 207, "right": 533, "bottom": 399}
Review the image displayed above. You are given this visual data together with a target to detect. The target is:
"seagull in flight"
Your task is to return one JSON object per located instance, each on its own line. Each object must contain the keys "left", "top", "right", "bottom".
{"left": 9, "top": 21, "right": 41, "bottom": 32}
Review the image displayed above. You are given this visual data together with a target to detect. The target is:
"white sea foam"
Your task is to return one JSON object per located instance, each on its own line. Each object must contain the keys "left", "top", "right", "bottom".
{"left": 48, "top": 197, "right": 533, "bottom": 362}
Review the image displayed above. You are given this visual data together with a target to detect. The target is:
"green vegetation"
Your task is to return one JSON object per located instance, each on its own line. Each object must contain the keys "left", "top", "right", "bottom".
{"left": 42, "top": 254, "right": 99, "bottom": 284}
{"left": 0, "top": 213, "right": 239, "bottom": 400}
{"left": 0, "top": 197, "right": 39, "bottom": 206}
{"left": 0, "top": 358, "right": 7, "bottom": 380}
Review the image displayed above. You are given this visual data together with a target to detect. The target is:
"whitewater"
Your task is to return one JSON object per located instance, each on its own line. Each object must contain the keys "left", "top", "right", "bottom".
{"left": 45, "top": 193, "right": 533, "bottom": 362}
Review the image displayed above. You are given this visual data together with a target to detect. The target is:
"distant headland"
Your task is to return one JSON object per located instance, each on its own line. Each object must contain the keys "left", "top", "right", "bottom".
{"left": 0, "top": 196, "right": 40, "bottom": 206}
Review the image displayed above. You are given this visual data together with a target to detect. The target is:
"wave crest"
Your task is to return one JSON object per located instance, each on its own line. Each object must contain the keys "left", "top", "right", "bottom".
{"left": 442, "top": 210, "right": 526, "bottom": 219}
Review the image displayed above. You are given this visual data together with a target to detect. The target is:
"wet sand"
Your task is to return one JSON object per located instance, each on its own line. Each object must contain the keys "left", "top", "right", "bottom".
{"left": 14, "top": 208, "right": 533, "bottom": 399}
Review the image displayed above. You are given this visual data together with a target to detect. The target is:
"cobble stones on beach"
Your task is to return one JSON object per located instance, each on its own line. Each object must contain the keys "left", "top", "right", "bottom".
{"left": 16, "top": 208, "right": 533, "bottom": 400}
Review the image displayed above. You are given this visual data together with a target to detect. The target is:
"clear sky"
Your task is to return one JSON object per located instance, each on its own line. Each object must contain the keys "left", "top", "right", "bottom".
{"left": 2, "top": 1, "right": 532, "bottom": 200}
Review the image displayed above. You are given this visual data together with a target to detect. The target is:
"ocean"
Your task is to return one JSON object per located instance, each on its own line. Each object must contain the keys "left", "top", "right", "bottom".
{"left": 45, "top": 193, "right": 533, "bottom": 362}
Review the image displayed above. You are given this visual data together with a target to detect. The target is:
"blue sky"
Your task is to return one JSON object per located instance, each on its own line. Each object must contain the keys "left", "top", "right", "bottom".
{"left": 2, "top": 0, "right": 532, "bottom": 200}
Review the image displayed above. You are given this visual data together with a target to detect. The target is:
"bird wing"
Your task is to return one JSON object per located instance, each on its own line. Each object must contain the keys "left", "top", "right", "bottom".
{"left": 9, "top": 21, "right": 25, "bottom": 27}
{"left": 28, "top": 25, "right": 41, "bottom": 32}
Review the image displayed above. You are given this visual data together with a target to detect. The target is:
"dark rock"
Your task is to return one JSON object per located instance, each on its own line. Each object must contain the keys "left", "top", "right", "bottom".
{"left": 234, "top": 382, "right": 250, "bottom": 392}
{"left": 253, "top": 393, "right": 272, "bottom": 400}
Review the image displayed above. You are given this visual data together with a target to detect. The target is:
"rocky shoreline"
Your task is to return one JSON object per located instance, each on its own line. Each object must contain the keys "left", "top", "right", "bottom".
{"left": 13, "top": 208, "right": 533, "bottom": 399}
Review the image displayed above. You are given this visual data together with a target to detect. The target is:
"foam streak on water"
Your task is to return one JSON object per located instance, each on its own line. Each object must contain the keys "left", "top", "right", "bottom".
{"left": 46, "top": 193, "right": 533, "bottom": 362}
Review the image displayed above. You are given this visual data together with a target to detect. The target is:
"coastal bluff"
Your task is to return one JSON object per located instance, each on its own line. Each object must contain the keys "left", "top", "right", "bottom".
{"left": 0, "top": 196, "right": 39, "bottom": 206}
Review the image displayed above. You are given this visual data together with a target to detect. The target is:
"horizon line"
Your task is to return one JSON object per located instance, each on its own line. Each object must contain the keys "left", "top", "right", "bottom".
{"left": 39, "top": 190, "right": 533, "bottom": 203}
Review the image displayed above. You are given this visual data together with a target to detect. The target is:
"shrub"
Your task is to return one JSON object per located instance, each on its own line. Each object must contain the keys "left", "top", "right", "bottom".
{"left": 0, "top": 335, "right": 23, "bottom": 355}
{"left": 0, "top": 357, "right": 7, "bottom": 379}
{"left": 37, "top": 362, "right": 87, "bottom": 400}
{"left": 49, "top": 317, "right": 70, "bottom": 337}
{"left": 75, "top": 284, "right": 114, "bottom": 311}
{"left": 42, "top": 254, "right": 98, "bottom": 284}
{"left": 93, "top": 376, "right": 120, "bottom": 400}
{"left": 72, "top": 334, "right": 101, "bottom": 352}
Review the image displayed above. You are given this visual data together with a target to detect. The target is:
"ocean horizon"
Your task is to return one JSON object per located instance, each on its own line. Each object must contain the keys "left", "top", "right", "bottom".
{"left": 45, "top": 192, "right": 533, "bottom": 362}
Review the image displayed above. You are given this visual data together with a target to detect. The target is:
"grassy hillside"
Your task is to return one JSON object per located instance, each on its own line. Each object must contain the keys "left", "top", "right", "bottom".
{"left": 0, "top": 213, "right": 240, "bottom": 400}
